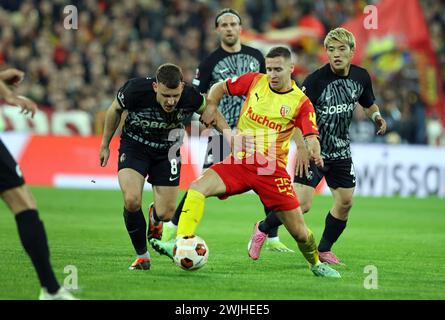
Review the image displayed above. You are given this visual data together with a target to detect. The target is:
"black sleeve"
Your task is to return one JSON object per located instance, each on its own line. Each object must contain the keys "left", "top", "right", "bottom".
{"left": 301, "top": 73, "right": 319, "bottom": 104}
{"left": 192, "top": 59, "right": 213, "bottom": 94}
{"left": 186, "top": 86, "right": 205, "bottom": 113}
{"left": 358, "top": 70, "right": 375, "bottom": 108}
{"left": 258, "top": 53, "right": 266, "bottom": 73}
{"left": 116, "top": 80, "right": 134, "bottom": 110}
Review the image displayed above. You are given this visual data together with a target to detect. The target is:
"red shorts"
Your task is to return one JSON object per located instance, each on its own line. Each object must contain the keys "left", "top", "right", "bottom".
{"left": 210, "top": 155, "right": 299, "bottom": 212}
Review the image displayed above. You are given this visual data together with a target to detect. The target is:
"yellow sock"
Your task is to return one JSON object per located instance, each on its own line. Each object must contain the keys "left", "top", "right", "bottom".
{"left": 297, "top": 229, "right": 320, "bottom": 266}
{"left": 177, "top": 189, "right": 206, "bottom": 238}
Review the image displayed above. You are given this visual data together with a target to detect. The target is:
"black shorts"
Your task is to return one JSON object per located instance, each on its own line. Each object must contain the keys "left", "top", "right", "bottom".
{"left": 0, "top": 139, "right": 25, "bottom": 192}
{"left": 294, "top": 158, "right": 356, "bottom": 189}
{"left": 117, "top": 138, "right": 181, "bottom": 186}
{"left": 203, "top": 134, "right": 231, "bottom": 169}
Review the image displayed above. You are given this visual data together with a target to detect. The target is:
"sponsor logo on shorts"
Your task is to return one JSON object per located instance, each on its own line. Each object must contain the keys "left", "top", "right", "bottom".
{"left": 120, "top": 153, "right": 126, "bottom": 163}
{"left": 169, "top": 176, "right": 179, "bottom": 182}
{"left": 307, "top": 170, "right": 313, "bottom": 181}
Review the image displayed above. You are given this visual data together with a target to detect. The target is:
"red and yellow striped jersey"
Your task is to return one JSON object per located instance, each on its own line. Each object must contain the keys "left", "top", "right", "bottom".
{"left": 224, "top": 72, "right": 318, "bottom": 168}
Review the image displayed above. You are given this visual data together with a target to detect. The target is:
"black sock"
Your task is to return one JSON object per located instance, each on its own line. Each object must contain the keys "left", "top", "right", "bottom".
{"left": 171, "top": 192, "right": 188, "bottom": 226}
{"left": 318, "top": 212, "right": 347, "bottom": 252}
{"left": 259, "top": 210, "right": 282, "bottom": 234}
{"left": 262, "top": 207, "right": 280, "bottom": 238}
{"left": 15, "top": 209, "right": 60, "bottom": 294}
{"left": 123, "top": 208, "right": 147, "bottom": 255}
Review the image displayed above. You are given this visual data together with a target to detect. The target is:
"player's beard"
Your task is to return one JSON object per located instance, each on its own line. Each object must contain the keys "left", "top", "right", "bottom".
{"left": 222, "top": 35, "right": 238, "bottom": 47}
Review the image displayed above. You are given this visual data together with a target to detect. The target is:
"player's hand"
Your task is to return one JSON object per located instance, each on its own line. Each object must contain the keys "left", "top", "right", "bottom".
{"left": 100, "top": 146, "right": 110, "bottom": 167}
{"left": 375, "top": 116, "right": 387, "bottom": 135}
{"left": 200, "top": 103, "right": 217, "bottom": 127}
{"left": 311, "top": 152, "right": 324, "bottom": 168}
{"left": 295, "top": 145, "right": 310, "bottom": 178}
{"left": 0, "top": 68, "right": 25, "bottom": 86}
{"left": 5, "top": 94, "right": 38, "bottom": 118}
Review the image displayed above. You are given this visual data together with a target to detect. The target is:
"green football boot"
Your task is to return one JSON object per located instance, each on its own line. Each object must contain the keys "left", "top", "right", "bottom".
{"left": 265, "top": 239, "right": 294, "bottom": 252}
{"left": 311, "top": 262, "right": 342, "bottom": 278}
{"left": 150, "top": 238, "right": 175, "bottom": 260}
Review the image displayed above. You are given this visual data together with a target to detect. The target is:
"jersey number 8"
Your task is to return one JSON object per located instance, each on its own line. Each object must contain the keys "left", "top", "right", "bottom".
{"left": 170, "top": 159, "right": 178, "bottom": 175}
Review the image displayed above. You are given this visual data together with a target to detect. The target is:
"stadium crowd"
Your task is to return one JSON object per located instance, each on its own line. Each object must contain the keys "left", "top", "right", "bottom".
{"left": 0, "top": 0, "right": 444, "bottom": 145}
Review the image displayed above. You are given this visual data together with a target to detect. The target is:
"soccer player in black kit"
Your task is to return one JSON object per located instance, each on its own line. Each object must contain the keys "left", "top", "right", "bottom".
{"left": 162, "top": 8, "right": 293, "bottom": 253}
{"left": 250, "top": 28, "right": 387, "bottom": 264}
{"left": 0, "top": 67, "right": 76, "bottom": 299}
{"left": 99, "top": 63, "right": 229, "bottom": 270}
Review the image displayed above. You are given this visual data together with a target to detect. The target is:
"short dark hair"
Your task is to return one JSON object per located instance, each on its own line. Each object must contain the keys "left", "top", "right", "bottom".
{"left": 214, "top": 8, "right": 242, "bottom": 28}
{"left": 265, "top": 46, "right": 292, "bottom": 60}
{"left": 155, "top": 63, "right": 183, "bottom": 89}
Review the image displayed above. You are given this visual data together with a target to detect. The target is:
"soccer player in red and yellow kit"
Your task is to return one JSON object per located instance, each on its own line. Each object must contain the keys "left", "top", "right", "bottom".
{"left": 150, "top": 47, "right": 340, "bottom": 278}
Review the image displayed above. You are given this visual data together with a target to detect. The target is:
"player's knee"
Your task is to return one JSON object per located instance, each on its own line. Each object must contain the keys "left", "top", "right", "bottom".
{"left": 339, "top": 198, "right": 353, "bottom": 211}
{"left": 189, "top": 180, "right": 207, "bottom": 196}
{"left": 299, "top": 201, "right": 312, "bottom": 214}
{"left": 1, "top": 185, "right": 37, "bottom": 214}
{"left": 124, "top": 194, "right": 142, "bottom": 212}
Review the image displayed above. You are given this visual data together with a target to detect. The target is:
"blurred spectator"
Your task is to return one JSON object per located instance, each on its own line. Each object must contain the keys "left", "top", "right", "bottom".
{"left": 427, "top": 113, "right": 445, "bottom": 146}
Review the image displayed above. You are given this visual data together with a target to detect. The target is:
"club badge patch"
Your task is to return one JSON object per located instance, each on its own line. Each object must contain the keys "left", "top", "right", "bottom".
{"left": 280, "top": 105, "right": 290, "bottom": 117}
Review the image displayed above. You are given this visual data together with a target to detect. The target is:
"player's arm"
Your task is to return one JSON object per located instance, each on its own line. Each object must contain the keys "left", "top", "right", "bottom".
{"left": 0, "top": 68, "right": 24, "bottom": 85}
{"left": 359, "top": 70, "right": 386, "bottom": 135}
{"left": 305, "top": 135, "right": 323, "bottom": 168}
{"left": 100, "top": 99, "right": 123, "bottom": 167}
{"left": 199, "top": 92, "right": 219, "bottom": 127}
{"left": 294, "top": 128, "right": 310, "bottom": 178}
{"left": 196, "top": 92, "right": 231, "bottom": 146}
{"left": 363, "top": 103, "right": 387, "bottom": 135}
{"left": 0, "top": 77, "right": 37, "bottom": 118}
{"left": 294, "top": 98, "right": 323, "bottom": 168}
{"left": 199, "top": 79, "right": 229, "bottom": 127}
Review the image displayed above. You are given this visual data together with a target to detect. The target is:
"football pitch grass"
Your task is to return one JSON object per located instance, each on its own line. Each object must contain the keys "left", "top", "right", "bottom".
{"left": 0, "top": 187, "right": 444, "bottom": 300}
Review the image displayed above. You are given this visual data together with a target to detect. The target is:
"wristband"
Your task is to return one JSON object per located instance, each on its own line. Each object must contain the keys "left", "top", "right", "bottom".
{"left": 371, "top": 111, "right": 381, "bottom": 122}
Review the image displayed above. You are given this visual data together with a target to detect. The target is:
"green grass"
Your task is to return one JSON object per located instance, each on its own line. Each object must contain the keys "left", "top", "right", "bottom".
{"left": 0, "top": 187, "right": 444, "bottom": 300}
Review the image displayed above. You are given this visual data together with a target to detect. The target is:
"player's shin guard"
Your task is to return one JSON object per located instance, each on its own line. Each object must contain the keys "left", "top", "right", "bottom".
{"left": 15, "top": 209, "right": 60, "bottom": 294}
{"left": 297, "top": 229, "right": 320, "bottom": 266}
{"left": 177, "top": 189, "right": 205, "bottom": 238}
{"left": 123, "top": 208, "right": 147, "bottom": 255}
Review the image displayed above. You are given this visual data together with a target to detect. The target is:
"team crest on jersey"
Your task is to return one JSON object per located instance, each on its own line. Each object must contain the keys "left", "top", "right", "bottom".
{"left": 280, "top": 105, "right": 290, "bottom": 117}
{"left": 177, "top": 111, "right": 184, "bottom": 120}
